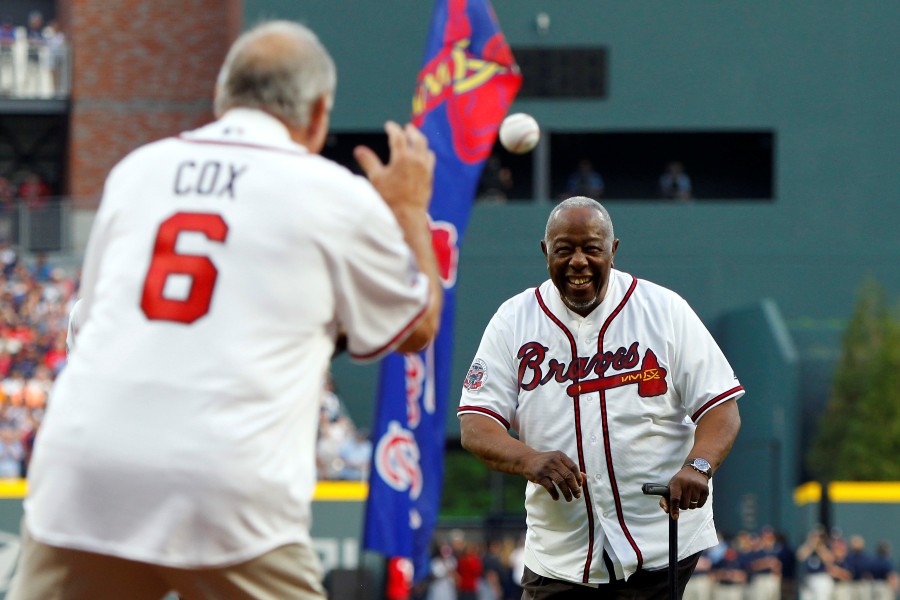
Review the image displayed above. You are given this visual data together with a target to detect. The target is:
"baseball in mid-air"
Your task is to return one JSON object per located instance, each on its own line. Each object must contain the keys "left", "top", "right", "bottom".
{"left": 499, "top": 113, "right": 540, "bottom": 154}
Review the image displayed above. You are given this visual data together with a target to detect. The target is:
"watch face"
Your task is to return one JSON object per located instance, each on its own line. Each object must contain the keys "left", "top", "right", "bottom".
{"left": 693, "top": 458, "right": 711, "bottom": 472}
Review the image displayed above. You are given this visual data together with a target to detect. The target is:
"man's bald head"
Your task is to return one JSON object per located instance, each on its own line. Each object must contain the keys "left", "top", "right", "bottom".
{"left": 214, "top": 21, "right": 336, "bottom": 129}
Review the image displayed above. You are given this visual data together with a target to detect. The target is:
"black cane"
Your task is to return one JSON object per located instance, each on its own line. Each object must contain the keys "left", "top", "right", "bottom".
{"left": 642, "top": 483, "right": 677, "bottom": 600}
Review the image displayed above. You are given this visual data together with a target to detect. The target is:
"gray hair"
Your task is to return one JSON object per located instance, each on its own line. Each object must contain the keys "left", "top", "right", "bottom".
{"left": 214, "top": 21, "right": 337, "bottom": 128}
{"left": 544, "top": 196, "right": 615, "bottom": 241}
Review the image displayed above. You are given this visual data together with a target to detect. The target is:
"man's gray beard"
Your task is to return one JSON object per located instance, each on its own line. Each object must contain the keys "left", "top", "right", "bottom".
{"left": 564, "top": 294, "right": 599, "bottom": 311}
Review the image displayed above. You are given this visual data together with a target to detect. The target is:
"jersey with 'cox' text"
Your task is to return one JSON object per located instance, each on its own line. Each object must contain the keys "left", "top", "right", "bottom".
{"left": 458, "top": 270, "right": 744, "bottom": 584}
{"left": 26, "top": 108, "right": 431, "bottom": 568}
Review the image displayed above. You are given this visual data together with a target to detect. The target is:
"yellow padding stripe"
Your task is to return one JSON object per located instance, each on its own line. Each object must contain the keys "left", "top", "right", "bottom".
{"left": 0, "top": 479, "right": 27, "bottom": 499}
{"left": 312, "top": 481, "right": 369, "bottom": 502}
{"left": 795, "top": 481, "right": 900, "bottom": 506}
{"left": 0, "top": 479, "right": 368, "bottom": 502}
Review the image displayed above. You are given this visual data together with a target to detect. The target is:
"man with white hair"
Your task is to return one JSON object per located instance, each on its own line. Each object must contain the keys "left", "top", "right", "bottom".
{"left": 9, "top": 20, "right": 442, "bottom": 600}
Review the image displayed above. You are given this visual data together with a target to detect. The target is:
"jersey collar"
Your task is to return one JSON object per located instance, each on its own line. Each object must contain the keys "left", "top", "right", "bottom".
{"left": 183, "top": 108, "right": 309, "bottom": 154}
{"left": 542, "top": 268, "right": 628, "bottom": 325}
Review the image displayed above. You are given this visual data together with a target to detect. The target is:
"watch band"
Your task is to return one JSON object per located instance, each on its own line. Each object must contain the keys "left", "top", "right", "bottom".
{"left": 683, "top": 458, "right": 712, "bottom": 479}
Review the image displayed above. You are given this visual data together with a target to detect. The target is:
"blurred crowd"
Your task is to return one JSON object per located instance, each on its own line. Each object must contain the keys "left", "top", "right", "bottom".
{"left": 316, "top": 374, "right": 372, "bottom": 481}
{"left": 381, "top": 526, "right": 900, "bottom": 600}
{"left": 0, "top": 244, "right": 75, "bottom": 479}
{"left": 386, "top": 530, "right": 526, "bottom": 600}
{"left": 685, "top": 527, "right": 899, "bottom": 600}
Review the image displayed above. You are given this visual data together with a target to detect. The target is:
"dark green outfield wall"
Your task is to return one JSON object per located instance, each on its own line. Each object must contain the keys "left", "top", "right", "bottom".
{"left": 245, "top": 1, "right": 900, "bottom": 520}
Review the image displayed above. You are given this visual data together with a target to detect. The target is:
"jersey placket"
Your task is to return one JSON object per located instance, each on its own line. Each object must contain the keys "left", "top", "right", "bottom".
{"left": 576, "top": 314, "right": 616, "bottom": 583}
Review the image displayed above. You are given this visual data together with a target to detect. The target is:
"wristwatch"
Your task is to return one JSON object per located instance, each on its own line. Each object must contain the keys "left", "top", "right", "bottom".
{"left": 683, "top": 458, "right": 712, "bottom": 479}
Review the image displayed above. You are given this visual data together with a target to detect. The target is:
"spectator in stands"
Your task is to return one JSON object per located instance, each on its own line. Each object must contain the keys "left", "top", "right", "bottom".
{"left": 0, "top": 426, "right": 24, "bottom": 477}
{"left": 845, "top": 535, "right": 873, "bottom": 600}
{"left": 30, "top": 253, "right": 52, "bottom": 282}
{"left": 798, "top": 526, "right": 836, "bottom": 600}
{"left": 480, "top": 538, "right": 509, "bottom": 600}
{"left": 0, "top": 17, "right": 15, "bottom": 96}
{"left": 427, "top": 540, "right": 459, "bottom": 600}
{"left": 564, "top": 159, "right": 604, "bottom": 199}
{"left": 43, "top": 20, "right": 66, "bottom": 96}
{"left": 316, "top": 412, "right": 354, "bottom": 479}
{"left": 455, "top": 539, "right": 483, "bottom": 600}
{"left": 659, "top": 161, "right": 693, "bottom": 201}
{"left": 16, "top": 171, "right": 51, "bottom": 207}
{"left": 747, "top": 526, "right": 783, "bottom": 600}
{"left": 829, "top": 535, "right": 854, "bottom": 600}
{"left": 337, "top": 427, "right": 372, "bottom": 481}
{"left": 712, "top": 538, "right": 748, "bottom": 600}
{"left": 0, "top": 239, "right": 18, "bottom": 276}
{"left": 0, "top": 176, "right": 15, "bottom": 207}
{"left": 385, "top": 556, "right": 414, "bottom": 600}
{"left": 870, "top": 541, "right": 899, "bottom": 600}
{"left": 0, "top": 349, "right": 11, "bottom": 378}
{"left": 42, "top": 332, "right": 66, "bottom": 374}
{"left": 23, "top": 11, "right": 46, "bottom": 97}
{"left": 477, "top": 156, "right": 514, "bottom": 203}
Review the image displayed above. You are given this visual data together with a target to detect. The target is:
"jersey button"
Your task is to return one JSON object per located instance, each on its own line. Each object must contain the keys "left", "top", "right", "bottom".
{"left": 590, "top": 434, "right": 597, "bottom": 444}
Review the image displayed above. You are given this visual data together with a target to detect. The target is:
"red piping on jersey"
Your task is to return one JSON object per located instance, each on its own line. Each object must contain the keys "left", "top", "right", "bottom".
{"left": 350, "top": 286, "right": 432, "bottom": 362}
{"left": 595, "top": 276, "right": 645, "bottom": 572}
{"left": 691, "top": 385, "right": 744, "bottom": 422}
{"left": 457, "top": 406, "right": 511, "bottom": 430}
{"left": 175, "top": 135, "right": 310, "bottom": 156}
{"left": 534, "top": 288, "right": 596, "bottom": 584}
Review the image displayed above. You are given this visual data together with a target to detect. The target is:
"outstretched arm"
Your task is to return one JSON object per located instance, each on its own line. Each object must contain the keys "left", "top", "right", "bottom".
{"left": 459, "top": 413, "right": 585, "bottom": 502}
{"left": 355, "top": 121, "right": 442, "bottom": 353}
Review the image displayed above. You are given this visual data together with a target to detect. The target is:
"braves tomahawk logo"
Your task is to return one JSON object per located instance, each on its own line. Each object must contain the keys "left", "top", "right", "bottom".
{"left": 517, "top": 341, "right": 668, "bottom": 398}
{"left": 412, "top": 0, "right": 521, "bottom": 164}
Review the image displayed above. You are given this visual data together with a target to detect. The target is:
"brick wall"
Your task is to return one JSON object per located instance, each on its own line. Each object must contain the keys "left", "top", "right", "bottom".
{"left": 65, "top": 0, "right": 242, "bottom": 205}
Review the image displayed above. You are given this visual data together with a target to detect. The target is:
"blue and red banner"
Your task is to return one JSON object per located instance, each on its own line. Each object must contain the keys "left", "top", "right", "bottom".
{"left": 363, "top": 0, "right": 521, "bottom": 581}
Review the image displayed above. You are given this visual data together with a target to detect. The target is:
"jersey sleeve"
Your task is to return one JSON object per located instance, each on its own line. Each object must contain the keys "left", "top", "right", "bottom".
{"left": 335, "top": 196, "right": 431, "bottom": 362}
{"left": 669, "top": 296, "right": 745, "bottom": 421}
{"left": 457, "top": 309, "right": 519, "bottom": 430}
{"left": 72, "top": 158, "right": 127, "bottom": 339}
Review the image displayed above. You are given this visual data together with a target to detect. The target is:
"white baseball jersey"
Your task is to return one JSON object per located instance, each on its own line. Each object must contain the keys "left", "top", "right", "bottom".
{"left": 458, "top": 270, "right": 744, "bottom": 584}
{"left": 26, "top": 108, "right": 432, "bottom": 568}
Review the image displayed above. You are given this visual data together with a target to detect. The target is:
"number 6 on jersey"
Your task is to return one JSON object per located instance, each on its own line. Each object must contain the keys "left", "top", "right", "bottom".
{"left": 140, "top": 212, "right": 229, "bottom": 324}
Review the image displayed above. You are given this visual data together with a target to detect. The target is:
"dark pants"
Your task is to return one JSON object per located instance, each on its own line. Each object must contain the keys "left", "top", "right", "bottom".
{"left": 521, "top": 552, "right": 701, "bottom": 600}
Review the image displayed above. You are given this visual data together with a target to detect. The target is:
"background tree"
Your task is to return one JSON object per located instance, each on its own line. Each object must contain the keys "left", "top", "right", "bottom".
{"left": 807, "top": 279, "right": 900, "bottom": 480}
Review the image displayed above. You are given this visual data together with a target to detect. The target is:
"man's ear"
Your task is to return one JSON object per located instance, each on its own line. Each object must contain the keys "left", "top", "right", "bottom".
{"left": 540, "top": 240, "right": 548, "bottom": 258}
{"left": 304, "top": 94, "right": 332, "bottom": 153}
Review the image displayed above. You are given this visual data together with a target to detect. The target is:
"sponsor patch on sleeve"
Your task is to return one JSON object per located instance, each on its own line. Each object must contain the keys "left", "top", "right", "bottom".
{"left": 463, "top": 358, "right": 488, "bottom": 392}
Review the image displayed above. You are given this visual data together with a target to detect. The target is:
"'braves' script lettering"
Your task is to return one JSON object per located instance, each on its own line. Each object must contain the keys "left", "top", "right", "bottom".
{"left": 517, "top": 341, "right": 641, "bottom": 391}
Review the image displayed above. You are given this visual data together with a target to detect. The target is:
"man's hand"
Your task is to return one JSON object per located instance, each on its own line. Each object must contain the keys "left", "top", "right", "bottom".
{"left": 459, "top": 414, "right": 586, "bottom": 503}
{"left": 660, "top": 467, "right": 709, "bottom": 520}
{"left": 519, "top": 450, "right": 586, "bottom": 502}
{"left": 354, "top": 121, "right": 435, "bottom": 215}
